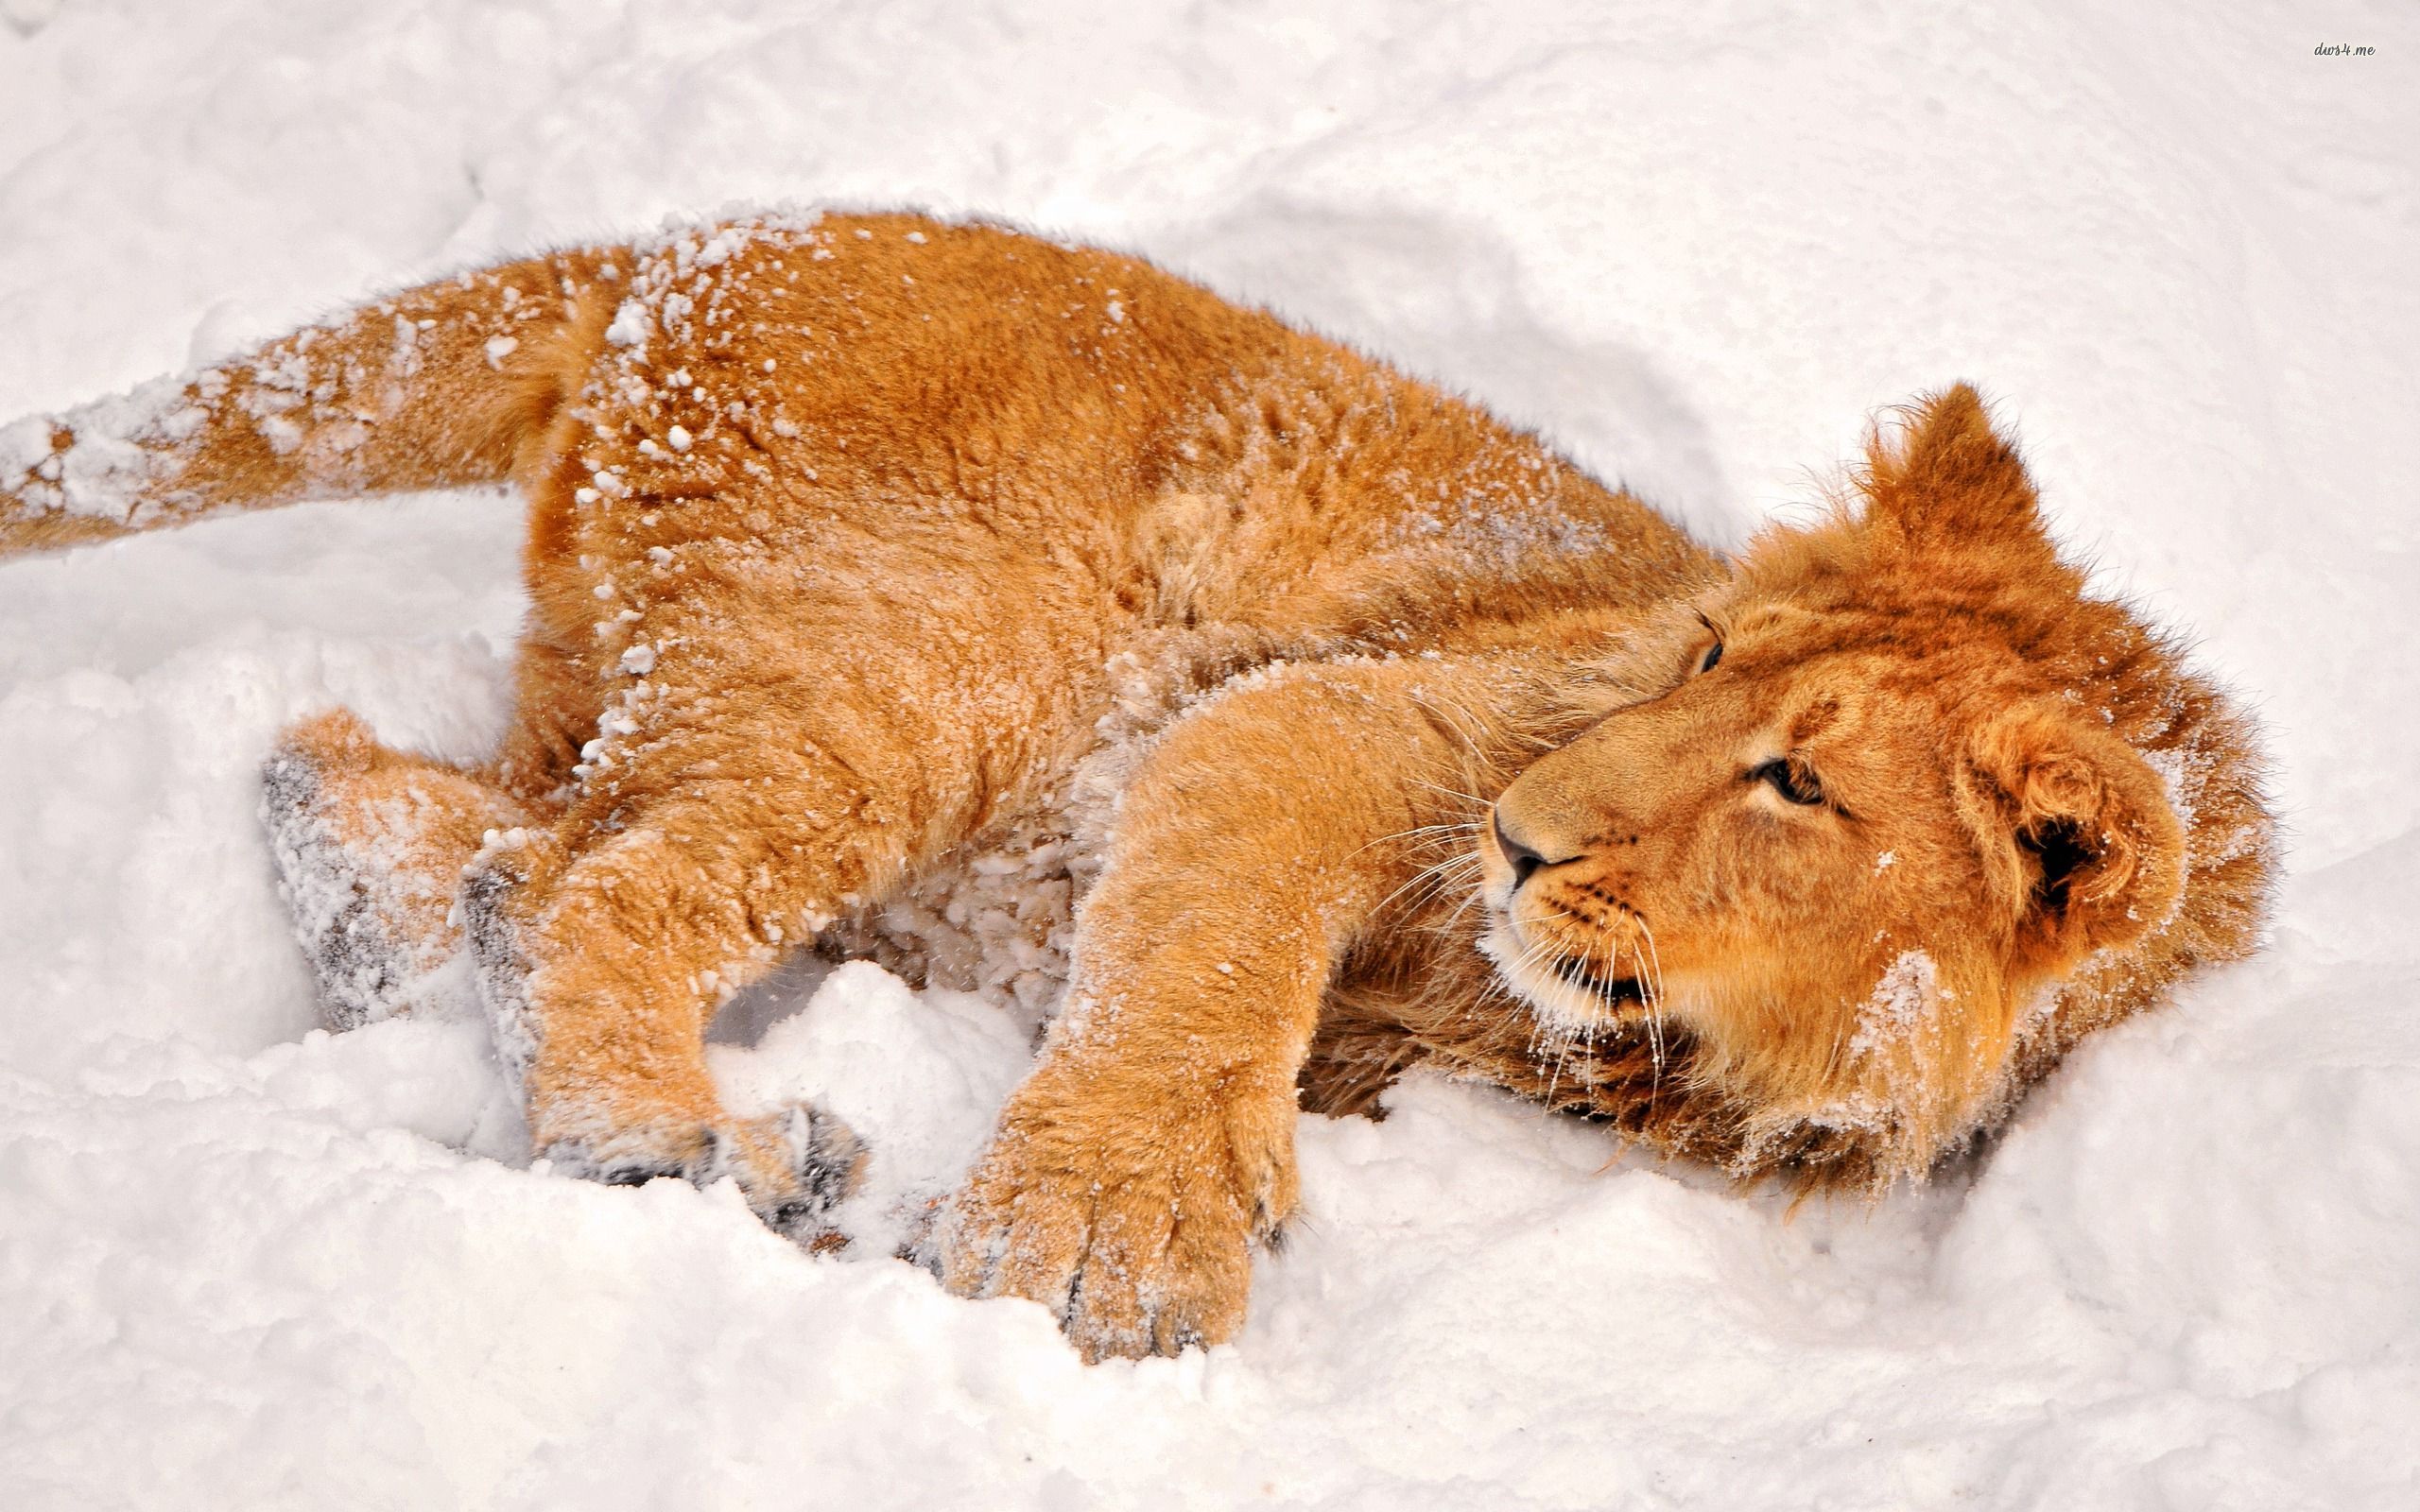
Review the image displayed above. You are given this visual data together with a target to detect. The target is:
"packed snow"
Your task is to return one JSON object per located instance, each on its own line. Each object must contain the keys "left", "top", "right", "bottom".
{"left": 3, "top": 3, "right": 2416, "bottom": 1508}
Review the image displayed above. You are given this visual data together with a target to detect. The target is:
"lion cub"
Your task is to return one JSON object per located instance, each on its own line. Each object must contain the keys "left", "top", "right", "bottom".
{"left": 0, "top": 211, "right": 2273, "bottom": 1360}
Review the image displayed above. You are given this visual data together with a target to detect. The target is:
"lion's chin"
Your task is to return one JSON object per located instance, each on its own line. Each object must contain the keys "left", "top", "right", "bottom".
{"left": 1478, "top": 917, "right": 1648, "bottom": 1035}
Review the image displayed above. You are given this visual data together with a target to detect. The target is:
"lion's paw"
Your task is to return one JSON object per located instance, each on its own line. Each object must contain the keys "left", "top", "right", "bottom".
{"left": 934, "top": 1072, "right": 1296, "bottom": 1361}
{"left": 543, "top": 1102, "right": 867, "bottom": 1245}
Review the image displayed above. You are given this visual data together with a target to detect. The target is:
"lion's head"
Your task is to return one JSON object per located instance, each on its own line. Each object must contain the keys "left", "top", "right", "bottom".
{"left": 1477, "top": 386, "right": 2273, "bottom": 1186}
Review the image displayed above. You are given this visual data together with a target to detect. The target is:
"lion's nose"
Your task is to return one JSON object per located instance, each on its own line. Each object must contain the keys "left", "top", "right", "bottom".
{"left": 1493, "top": 810, "right": 1562, "bottom": 892}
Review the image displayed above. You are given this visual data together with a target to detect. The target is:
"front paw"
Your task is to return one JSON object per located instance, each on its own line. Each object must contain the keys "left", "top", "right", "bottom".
{"left": 935, "top": 1068, "right": 1298, "bottom": 1361}
{"left": 544, "top": 1102, "right": 867, "bottom": 1244}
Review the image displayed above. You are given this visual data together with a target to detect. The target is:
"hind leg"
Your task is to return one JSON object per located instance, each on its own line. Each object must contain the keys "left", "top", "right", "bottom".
{"left": 457, "top": 524, "right": 1095, "bottom": 1236}
{"left": 459, "top": 754, "right": 888, "bottom": 1238}
{"left": 262, "top": 630, "right": 608, "bottom": 1028}
{"left": 454, "top": 621, "right": 1049, "bottom": 1235}
{"left": 263, "top": 708, "right": 533, "bottom": 1029}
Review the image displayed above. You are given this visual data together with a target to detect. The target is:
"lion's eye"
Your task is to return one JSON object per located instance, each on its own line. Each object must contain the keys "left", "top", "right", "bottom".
{"left": 1751, "top": 757, "right": 1824, "bottom": 806}
{"left": 1699, "top": 641, "right": 1724, "bottom": 674}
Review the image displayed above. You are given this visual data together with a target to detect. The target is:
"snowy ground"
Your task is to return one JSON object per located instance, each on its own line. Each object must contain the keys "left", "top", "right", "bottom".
{"left": 3, "top": 3, "right": 2416, "bottom": 1508}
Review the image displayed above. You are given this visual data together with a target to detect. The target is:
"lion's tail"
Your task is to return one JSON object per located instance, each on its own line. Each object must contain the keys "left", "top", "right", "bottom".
{"left": 1, "top": 248, "right": 624, "bottom": 561}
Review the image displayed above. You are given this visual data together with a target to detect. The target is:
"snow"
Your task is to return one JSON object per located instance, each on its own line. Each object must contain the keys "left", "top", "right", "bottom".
{"left": 3, "top": 2, "right": 2416, "bottom": 1508}
{"left": 1850, "top": 949, "right": 1944, "bottom": 1057}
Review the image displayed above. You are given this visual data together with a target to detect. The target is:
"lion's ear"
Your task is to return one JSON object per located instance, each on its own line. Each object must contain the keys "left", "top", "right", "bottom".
{"left": 1859, "top": 384, "right": 2050, "bottom": 552}
{"left": 1963, "top": 703, "right": 2185, "bottom": 979}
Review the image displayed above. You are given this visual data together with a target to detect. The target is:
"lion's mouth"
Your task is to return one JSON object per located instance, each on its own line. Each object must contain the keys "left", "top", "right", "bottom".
{"left": 1550, "top": 955, "right": 1647, "bottom": 1006}
{"left": 1478, "top": 915, "right": 1656, "bottom": 1031}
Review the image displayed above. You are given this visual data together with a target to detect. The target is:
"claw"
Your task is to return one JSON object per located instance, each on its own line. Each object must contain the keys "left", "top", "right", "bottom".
{"left": 937, "top": 1078, "right": 1287, "bottom": 1360}
{"left": 539, "top": 1101, "right": 868, "bottom": 1246}
{"left": 752, "top": 1103, "right": 867, "bottom": 1242}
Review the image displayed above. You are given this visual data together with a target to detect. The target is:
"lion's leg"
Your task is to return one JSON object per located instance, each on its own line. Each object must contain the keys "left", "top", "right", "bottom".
{"left": 938, "top": 662, "right": 1470, "bottom": 1359}
{"left": 459, "top": 813, "right": 861, "bottom": 1236}
{"left": 451, "top": 513, "right": 1103, "bottom": 1233}
{"left": 458, "top": 702, "right": 1017, "bottom": 1235}
{"left": 264, "top": 709, "right": 534, "bottom": 1030}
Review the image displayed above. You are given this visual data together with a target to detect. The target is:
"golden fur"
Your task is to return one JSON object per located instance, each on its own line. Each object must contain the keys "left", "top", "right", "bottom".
{"left": 0, "top": 210, "right": 2274, "bottom": 1360}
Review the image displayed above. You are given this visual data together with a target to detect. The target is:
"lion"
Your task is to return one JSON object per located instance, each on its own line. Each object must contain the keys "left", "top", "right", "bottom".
{"left": 0, "top": 209, "right": 2274, "bottom": 1361}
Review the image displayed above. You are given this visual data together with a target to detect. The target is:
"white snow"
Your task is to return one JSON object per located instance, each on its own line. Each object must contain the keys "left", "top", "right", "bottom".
{"left": 1850, "top": 949, "right": 1944, "bottom": 1057}
{"left": 4, "top": 3, "right": 2417, "bottom": 1509}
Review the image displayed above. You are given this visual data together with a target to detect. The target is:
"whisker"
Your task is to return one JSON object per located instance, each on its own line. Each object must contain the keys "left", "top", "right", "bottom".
{"left": 1354, "top": 827, "right": 1482, "bottom": 870}
{"left": 1504, "top": 914, "right": 1582, "bottom": 1102}
{"left": 1391, "top": 819, "right": 1486, "bottom": 844}
{"left": 1635, "top": 914, "right": 1670, "bottom": 1095}
{"left": 1409, "top": 689, "right": 1491, "bottom": 761}
{"left": 1376, "top": 852, "right": 1483, "bottom": 918}
{"left": 1421, "top": 874, "right": 1494, "bottom": 938}
{"left": 1407, "top": 777, "right": 1495, "bottom": 810}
